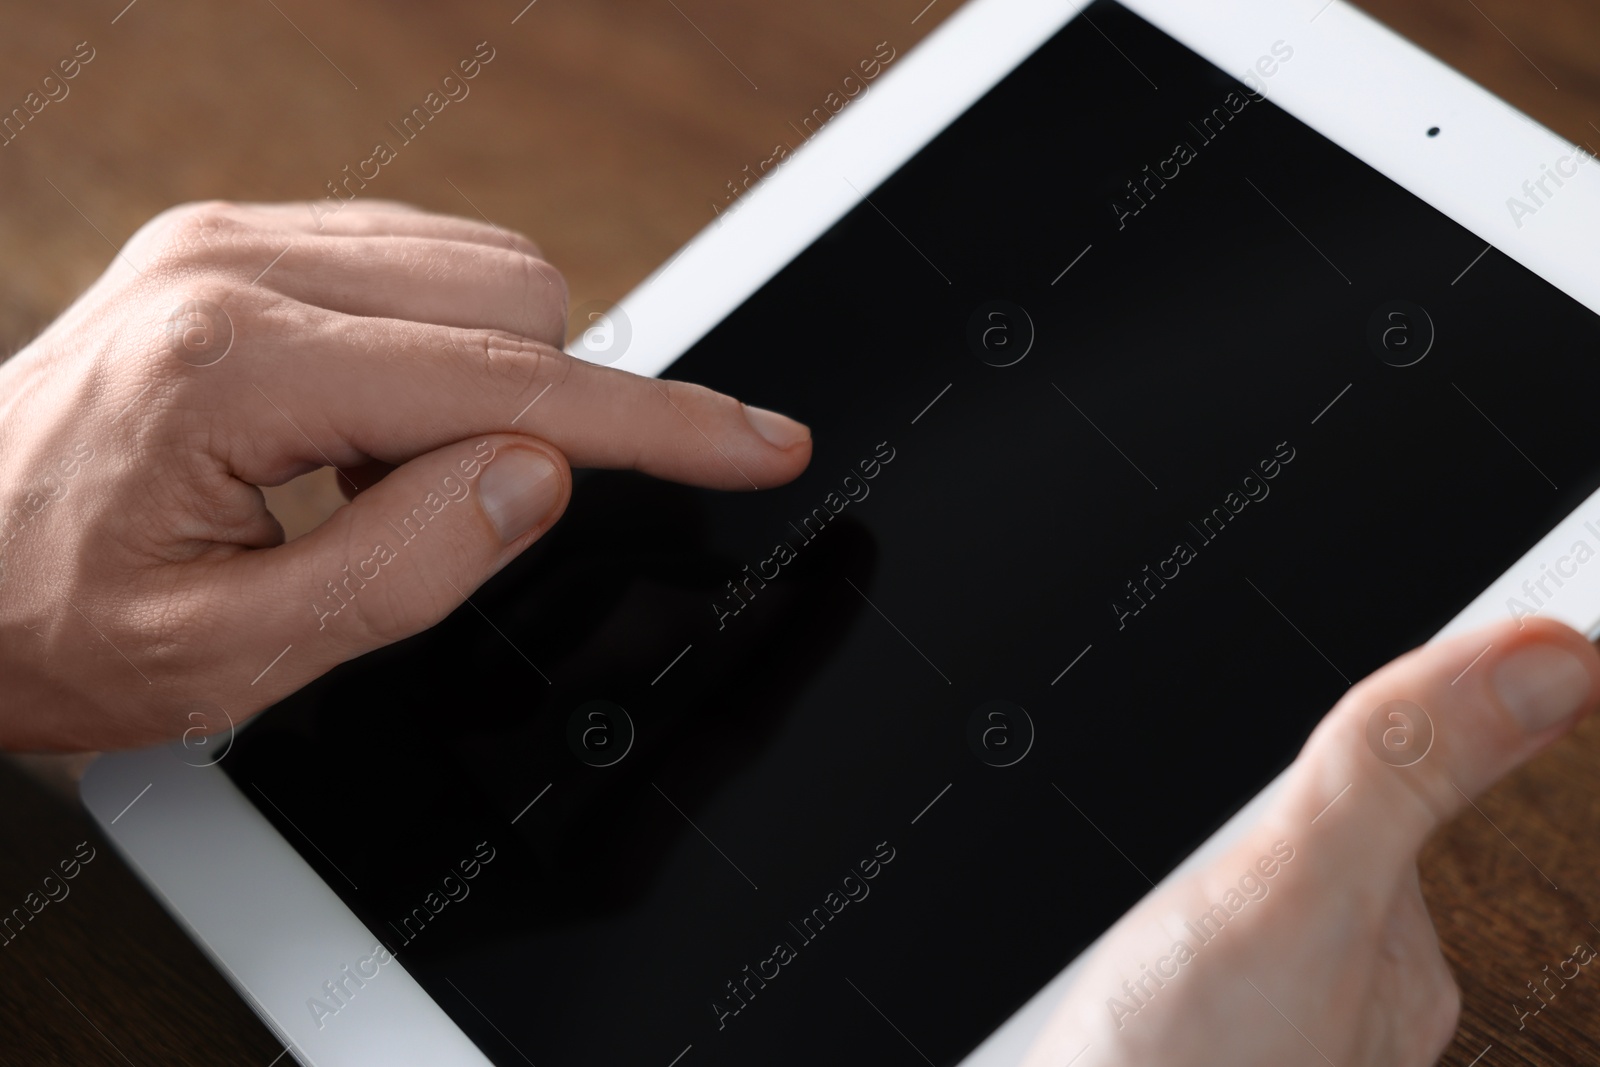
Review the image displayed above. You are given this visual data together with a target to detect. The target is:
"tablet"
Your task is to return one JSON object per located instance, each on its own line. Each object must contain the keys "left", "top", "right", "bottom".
{"left": 83, "top": 1, "right": 1600, "bottom": 1064}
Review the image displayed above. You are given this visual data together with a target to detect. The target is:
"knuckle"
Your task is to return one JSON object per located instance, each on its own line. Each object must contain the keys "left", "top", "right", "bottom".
{"left": 468, "top": 329, "right": 568, "bottom": 395}
{"left": 182, "top": 198, "right": 245, "bottom": 219}
{"left": 146, "top": 278, "right": 253, "bottom": 378}
{"left": 310, "top": 520, "right": 426, "bottom": 651}
{"left": 510, "top": 231, "right": 545, "bottom": 259}
{"left": 661, "top": 376, "right": 731, "bottom": 419}
{"left": 138, "top": 588, "right": 211, "bottom": 676}
{"left": 345, "top": 586, "right": 422, "bottom": 647}
{"left": 135, "top": 200, "right": 229, "bottom": 237}
{"left": 653, "top": 377, "right": 738, "bottom": 470}
{"left": 468, "top": 327, "right": 532, "bottom": 371}
{"left": 139, "top": 202, "right": 256, "bottom": 273}
{"left": 168, "top": 209, "right": 246, "bottom": 250}
{"left": 655, "top": 378, "right": 699, "bottom": 446}
{"left": 658, "top": 377, "right": 691, "bottom": 412}
{"left": 337, "top": 561, "right": 464, "bottom": 651}
{"left": 1325, "top": 685, "right": 1456, "bottom": 818}
{"left": 511, "top": 252, "right": 567, "bottom": 329}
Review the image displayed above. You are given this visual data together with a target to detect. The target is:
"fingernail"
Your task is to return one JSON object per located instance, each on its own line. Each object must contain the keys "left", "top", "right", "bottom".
{"left": 478, "top": 449, "right": 560, "bottom": 543}
{"left": 744, "top": 404, "right": 810, "bottom": 449}
{"left": 1493, "top": 643, "right": 1593, "bottom": 733}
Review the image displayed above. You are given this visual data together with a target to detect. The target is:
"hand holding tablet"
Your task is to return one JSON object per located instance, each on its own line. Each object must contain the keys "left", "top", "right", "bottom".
{"left": 0, "top": 198, "right": 811, "bottom": 750}
{"left": 1022, "top": 617, "right": 1600, "bottom": 1067}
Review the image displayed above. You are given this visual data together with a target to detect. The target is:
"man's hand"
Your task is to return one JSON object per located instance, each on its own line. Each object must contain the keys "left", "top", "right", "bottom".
{"left": 0, "top": 200, "right": 811, "bottom": 750}
{"left": 1023, "top": 617, "right": 1600, "bottom": 1067}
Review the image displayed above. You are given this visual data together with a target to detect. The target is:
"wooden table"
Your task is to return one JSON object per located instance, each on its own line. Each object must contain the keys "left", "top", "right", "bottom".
{"left": 1, "top": 1, "right": 1597, "bottom": 1063}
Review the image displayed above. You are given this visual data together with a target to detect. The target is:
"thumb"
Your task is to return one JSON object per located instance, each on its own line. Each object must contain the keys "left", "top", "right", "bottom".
{"left": 221, "top": 433, "right": 570, "bottom": 704}
{"left": 1275, "top": 617, "right": 1600, "bottom": 885}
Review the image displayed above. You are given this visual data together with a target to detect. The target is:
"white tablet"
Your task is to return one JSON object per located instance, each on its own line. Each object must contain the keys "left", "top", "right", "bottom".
{"left": 83, "top": 1, "right": 1600, "bottom": 1064}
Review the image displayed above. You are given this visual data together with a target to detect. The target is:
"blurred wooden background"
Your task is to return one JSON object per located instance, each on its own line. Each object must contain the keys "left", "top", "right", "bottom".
{"left": 2, "top": 0, "right": 1599, "bottom": 1063}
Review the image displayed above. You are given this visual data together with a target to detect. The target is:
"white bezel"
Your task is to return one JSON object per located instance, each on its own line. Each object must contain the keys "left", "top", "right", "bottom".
{"left": 83, "top": 1, "right": 1600, "bottom": 1064}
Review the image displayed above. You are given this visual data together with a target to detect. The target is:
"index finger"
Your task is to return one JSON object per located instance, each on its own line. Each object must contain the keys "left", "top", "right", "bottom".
{"left": 231, "top": 309, "right": 813, "bottom": 492}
